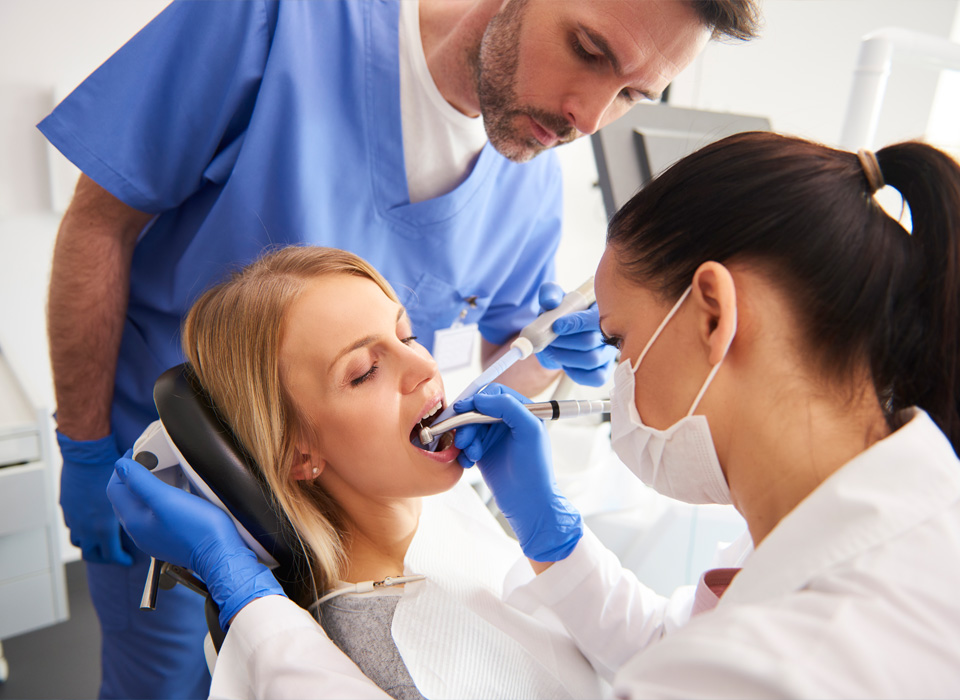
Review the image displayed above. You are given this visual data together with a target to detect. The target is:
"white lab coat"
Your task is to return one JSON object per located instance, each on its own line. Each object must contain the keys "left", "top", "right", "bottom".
{"left": 508, "top": 407, "right": 960, "bottom": 698}
{"left": 212, "top": 408, "right": 960, "bottom": 699}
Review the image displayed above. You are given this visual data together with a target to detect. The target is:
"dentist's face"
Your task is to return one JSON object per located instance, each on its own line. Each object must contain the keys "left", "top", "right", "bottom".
{"left": 477, "top": 0, "right": 711, "bottom": 162}
{"left": 279, "top": 275, "right": 462, "bottom": 508}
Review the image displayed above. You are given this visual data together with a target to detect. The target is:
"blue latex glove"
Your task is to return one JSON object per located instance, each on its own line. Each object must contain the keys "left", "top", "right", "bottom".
{"left": 535, "top": 282, "right": 617, "bottom": 388}
{"left": 107, "top": 454, "right": 285, "bottom": 630}
{"left": 453, "top": 384, "right": 583, "bottom": 562}
{"left": 56, "top": 431, "right": 133, "bottom": 565}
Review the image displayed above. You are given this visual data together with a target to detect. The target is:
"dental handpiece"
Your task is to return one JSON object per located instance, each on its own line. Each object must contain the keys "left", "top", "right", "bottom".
{"left": 420, "top": 277, "right": 597, "bottom": 450}
{"left": 418, "top": 398, "right": 610, "bottom": 446}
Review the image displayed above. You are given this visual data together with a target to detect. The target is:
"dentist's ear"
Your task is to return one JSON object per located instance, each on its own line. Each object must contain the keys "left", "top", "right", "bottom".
{"left": 691, "top": 262, "right": 738, "bottom": 367}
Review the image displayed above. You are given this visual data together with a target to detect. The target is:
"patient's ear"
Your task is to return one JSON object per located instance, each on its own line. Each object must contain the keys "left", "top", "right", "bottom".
{"left": 290, "top": 448, "right": 325, "bottom": 481}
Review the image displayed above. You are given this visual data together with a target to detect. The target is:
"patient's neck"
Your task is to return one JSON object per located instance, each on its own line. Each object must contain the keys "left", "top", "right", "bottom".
{"left": 341, "top": 497, "right": 422, "bottom": 583}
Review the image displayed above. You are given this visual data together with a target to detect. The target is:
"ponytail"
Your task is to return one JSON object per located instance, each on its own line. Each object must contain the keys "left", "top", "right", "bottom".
{"left": 877, "top": 143, "right": 960, "bottom": 451}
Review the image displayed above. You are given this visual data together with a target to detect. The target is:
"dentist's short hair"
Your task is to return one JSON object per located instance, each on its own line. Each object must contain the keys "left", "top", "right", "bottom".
{"left": 688, "top": 0, "right": 762, "bottom": 41}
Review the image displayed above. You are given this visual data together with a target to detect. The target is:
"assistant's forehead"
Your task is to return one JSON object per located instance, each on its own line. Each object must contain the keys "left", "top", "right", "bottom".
{"left": 595, "top": 247, "right": 627, "bottom": 308}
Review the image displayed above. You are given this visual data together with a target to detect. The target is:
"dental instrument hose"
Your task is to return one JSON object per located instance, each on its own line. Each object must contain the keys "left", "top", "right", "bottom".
{"left": 420, "top": 277, "right": 597, "bottom": 450}
{"left": 418, "top": 398, "right": 611, "bottom": 446}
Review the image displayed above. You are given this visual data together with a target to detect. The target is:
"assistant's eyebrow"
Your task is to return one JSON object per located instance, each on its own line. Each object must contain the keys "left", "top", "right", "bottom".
{"left": 579, "top": 24, "right": 661, "bottom": 102}
{"left": 330, "top": 307, "right": 405, "bottom": 369}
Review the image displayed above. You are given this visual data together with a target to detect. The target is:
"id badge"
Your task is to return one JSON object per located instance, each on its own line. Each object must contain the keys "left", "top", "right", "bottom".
{"left": 433, "top": 323, "right": 478, "bottom": 372}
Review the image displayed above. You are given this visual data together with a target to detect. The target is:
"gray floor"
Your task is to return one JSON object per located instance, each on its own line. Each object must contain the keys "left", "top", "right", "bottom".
{"left": 0, "top": 561, "right": 101, "bottom": 699}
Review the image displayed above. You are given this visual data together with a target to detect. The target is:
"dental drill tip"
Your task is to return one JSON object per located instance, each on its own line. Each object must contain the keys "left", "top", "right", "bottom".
{"left": 418, "top": 426, "right": 434, "bottom": 446}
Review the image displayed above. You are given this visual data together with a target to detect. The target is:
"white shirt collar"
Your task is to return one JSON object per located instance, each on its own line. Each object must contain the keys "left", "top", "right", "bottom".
{"left": 723, "top": 409, "right": 960, "bottom": 604}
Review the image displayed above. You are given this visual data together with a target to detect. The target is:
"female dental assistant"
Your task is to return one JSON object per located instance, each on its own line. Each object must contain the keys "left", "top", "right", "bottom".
{"left": 109, "top": 131, "right": 960, "bottom": 698}
{"left": 457, "top": 132, "right": 960, "bottom": 697}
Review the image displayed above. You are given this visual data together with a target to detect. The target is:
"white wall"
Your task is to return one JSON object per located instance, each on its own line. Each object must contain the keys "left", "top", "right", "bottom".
{"left": 928, "top": 5, "right": 960, "bottom": 151}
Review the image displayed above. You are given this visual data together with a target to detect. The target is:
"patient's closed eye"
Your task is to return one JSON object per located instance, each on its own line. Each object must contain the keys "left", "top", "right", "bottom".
{"left": 352, "top": 364, "right": 379, "bottom": 386}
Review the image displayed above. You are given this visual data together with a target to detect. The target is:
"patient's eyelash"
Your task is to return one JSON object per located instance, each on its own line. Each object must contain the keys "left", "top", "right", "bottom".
{"left": 352, "top": 336, "right": 418, "bottom": 386}
{"left": 352, "top": 364, "right": 379, "bottom": 386}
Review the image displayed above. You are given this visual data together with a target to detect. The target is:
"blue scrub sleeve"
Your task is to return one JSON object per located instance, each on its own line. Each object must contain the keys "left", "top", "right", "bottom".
{"left": 38, "top": 0, "right": 277, "bottom": 213}
{"left": 478, "top": 158, "right": 564, "bottom": 346}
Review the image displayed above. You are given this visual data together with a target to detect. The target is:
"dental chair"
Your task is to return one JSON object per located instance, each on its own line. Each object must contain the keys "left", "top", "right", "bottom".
{"left": 131, "top": 363, "right": 312, "bottom": 659}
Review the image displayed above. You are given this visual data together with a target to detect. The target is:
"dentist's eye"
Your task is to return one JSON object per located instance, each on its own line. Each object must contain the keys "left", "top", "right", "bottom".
{"left": 352, "top": 364, "right": 379, "bottom": 386}
{"left": 571, "top": 36, "right": 598, "bottom": 63}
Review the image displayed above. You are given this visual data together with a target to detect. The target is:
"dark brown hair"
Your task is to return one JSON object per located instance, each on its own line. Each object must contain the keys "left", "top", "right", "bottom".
{"left": 607, "top": 131, "right": 960, "bottom": 451}
{"left": 689, "top": 0, "right": 762, "bottom": 41}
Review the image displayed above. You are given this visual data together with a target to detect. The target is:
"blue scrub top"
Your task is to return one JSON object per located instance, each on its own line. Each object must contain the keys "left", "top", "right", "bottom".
{"left": 40, "top": 0, "right": 563, "bottom": 450}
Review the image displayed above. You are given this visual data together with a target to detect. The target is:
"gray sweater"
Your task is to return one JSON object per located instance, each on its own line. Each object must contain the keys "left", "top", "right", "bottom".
{"left": 317, "top": 594, "right": 426, "bottom": 700}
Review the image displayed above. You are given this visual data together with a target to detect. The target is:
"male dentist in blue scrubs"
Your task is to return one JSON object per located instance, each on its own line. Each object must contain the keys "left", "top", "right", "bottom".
{"left": 39, "top": 1, "right": 759, "bottom": 697}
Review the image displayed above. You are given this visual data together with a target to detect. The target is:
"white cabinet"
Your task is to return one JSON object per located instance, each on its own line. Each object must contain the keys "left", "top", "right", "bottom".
{"left": 0, "top": 352, "right": 68, "bottom": 640}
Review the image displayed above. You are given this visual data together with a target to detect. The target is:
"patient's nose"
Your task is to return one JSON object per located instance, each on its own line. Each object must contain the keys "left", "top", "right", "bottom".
{"left": 400, "top": 344, "right": 438, "bottom": 394}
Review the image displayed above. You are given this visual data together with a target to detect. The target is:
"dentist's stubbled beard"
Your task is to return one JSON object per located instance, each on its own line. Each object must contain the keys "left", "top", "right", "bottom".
{"left": 475, "top": 0, "right": 577, "bottom": 163}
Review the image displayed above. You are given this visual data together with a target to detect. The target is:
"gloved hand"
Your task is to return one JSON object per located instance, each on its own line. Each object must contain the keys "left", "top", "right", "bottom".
{"left": 453, "top": 384, "right": 582, "bottom": 562}
{"left": 107, "top": 453, "right": 285, "bottom": 630}
{"left": 56, "top": 431, "right": 133, "bottom": 565}
{"left": 535, "top": 282, "right": 617, "bottom": 388}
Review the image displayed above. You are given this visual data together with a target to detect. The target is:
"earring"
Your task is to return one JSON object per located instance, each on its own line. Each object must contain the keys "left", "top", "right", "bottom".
{"left": 311, "top": 467, "right": 320, "bottom": 477}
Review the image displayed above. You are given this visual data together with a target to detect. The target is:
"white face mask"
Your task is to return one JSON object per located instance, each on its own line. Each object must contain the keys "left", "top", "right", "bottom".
{"left": 609, "top": 287, "right": 735, "bottom": 505}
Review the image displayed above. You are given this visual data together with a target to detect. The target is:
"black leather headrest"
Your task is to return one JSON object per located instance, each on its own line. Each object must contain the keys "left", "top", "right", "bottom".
{"left": 153, "top": 364, "right": 312, "bottom": 605}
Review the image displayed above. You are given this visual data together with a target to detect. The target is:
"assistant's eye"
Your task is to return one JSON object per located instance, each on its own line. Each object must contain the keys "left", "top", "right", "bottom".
{"left": 351, "top": 364, "right": 379, "bottom": 386}
{"left": 601, "top": 332, "right": 622, "bottom": 351}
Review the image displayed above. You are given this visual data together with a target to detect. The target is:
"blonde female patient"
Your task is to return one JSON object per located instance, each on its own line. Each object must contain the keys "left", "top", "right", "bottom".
{"left": 177, "top": 246, "right": 602, "bottom": 700}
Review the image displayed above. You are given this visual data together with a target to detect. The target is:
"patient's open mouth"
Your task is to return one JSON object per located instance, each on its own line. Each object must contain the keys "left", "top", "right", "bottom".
{"left": 411, "top": 402, "right": 454, "bottom": 452}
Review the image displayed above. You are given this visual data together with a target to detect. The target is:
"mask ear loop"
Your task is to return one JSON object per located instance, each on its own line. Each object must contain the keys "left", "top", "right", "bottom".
{"left": 627, "top": 287, "right": 694, "bottom": 491}
{"left": 630, "top": 287, "right": 693, "bottom": 373}
{"left": 687, "top": 303, "right": 738, "bottom": 417}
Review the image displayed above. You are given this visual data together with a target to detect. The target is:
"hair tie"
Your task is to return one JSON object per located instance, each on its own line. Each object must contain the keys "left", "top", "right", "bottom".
{"left": 857, "top": 149, "right": 885, "bottom": 194}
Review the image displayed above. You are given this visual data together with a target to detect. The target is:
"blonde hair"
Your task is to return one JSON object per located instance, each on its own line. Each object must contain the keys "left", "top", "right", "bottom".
{"left": 181, "top": 245, "right": 400, "bottom": 600}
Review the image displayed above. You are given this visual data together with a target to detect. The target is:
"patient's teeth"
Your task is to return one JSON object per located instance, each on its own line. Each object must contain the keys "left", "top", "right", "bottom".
{"left": 418, "top": 401, "right": 443, "bottom": 430}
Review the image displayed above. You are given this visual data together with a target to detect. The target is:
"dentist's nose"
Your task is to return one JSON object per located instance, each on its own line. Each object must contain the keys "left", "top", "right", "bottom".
{"left": 562, "top": 87, "right": 617, "bottom": 136}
